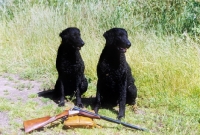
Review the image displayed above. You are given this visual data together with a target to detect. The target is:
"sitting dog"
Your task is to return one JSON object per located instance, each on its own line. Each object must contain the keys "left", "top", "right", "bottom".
{"left": 94, "top": 28, "right": 137, "bottom": 120}
{"left": 54, "top": 27, "right": 88, "bottom": 107}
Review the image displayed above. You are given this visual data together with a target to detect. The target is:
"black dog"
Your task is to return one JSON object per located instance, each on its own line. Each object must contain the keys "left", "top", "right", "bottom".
{"left": 94, "top": 28, "right": 137, "bottom": 120}
{"left": 54, "top": 27, "right": 88, "bottom": 107}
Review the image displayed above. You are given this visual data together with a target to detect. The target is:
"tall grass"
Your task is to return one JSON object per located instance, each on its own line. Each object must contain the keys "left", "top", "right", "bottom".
{"left": 0, "top": 0, "right": 200, "bottom": 134}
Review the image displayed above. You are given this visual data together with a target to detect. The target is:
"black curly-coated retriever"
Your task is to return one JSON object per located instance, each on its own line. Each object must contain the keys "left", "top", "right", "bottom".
{"left": 54, "top": 27, "right": 88, "bottom": 107}
{"left": 94, "top": 28, "right": 137, "bottom": 120}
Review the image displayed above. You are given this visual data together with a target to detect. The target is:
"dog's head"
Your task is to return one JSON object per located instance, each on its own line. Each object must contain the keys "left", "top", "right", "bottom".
{"left": 59, "top": 27, "right": 84, "bottom": 50}
{"left": 103, "top": 28, "right": 131, "bottom": 53}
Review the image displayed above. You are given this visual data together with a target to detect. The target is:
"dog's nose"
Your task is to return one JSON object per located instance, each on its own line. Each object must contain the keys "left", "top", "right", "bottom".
{"left": 81, "top": 41, "right": 85, "bottom": 46}
{"left": 127, "top": 41, "right": 131, "bottom": 47}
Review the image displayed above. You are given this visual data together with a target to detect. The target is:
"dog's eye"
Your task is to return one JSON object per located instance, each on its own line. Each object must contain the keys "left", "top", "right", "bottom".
{"left": 119, "top": 33, "right": 124, "bottom": 37}
{"left": 74, "top": 34, "right": 80, "bottom": 37}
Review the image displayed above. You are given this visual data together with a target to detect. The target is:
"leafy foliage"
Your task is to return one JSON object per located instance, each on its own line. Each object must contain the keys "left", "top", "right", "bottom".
{"left": 1, "top": 0, "right": 200, "bottom": 35}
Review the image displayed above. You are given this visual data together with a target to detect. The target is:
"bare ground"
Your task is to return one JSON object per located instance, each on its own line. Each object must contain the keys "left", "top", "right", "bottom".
{"left": 0, "top": 73, "right": 43, "bottom": 102}
{"left": 0, "top": 73, "right": 59, "bottom": 134}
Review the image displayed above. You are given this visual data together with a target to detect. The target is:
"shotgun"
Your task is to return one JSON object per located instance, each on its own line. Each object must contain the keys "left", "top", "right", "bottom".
{"left": 23, "top": 109, "right": 99, "bottom": 133}
{"left": 72, "top": 106, "right": 149, "bottom": 132}
{"left": 23, "top": 106, "right": 148, "bottom": 133}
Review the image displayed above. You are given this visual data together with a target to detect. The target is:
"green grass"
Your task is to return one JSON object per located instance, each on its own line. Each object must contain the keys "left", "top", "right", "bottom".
{"left": 0, "top": 0, "right": 200, "bottom": 134}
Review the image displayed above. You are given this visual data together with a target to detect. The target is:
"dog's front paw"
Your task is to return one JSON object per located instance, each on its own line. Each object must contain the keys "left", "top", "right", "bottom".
{"left": 117, "top": 115, "right": 124, "bottom": 121}
{"left": 58, "top": 101, "right": 65, "bottom": 107}
{"left": 76, "top": 102, "right": 84, "bottom": 108}
{"left": 94, "top": 106, "right": 99, "bottom": 114}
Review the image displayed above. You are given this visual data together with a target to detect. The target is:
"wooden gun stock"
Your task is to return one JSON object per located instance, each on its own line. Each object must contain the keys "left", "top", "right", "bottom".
{"left": 23, "top": 110, "right": 69, "bottom": 133}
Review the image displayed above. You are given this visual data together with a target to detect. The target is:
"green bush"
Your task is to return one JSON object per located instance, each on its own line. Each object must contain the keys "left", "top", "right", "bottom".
{"left": 1, "top": 0, "right": 200, "bottom": 35}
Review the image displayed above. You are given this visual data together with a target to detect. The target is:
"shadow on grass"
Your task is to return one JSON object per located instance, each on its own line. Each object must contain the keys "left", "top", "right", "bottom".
{"left": 37, "top": 89, "right": 119, "bottom": 115}
{"left": 37, "top": 89, "right": 96, "bottom": 108}
{"left": 37, "top": 89, "right": 56, "bottom": 101}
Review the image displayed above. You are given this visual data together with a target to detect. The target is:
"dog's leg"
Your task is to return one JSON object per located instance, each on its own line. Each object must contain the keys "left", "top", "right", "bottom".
{"left": 118, "top": 89, "right": 126, "bottom": 120}
{"left": 76, "top": 88, "right": 83, "bottom": 107}
{"left": 126, "top": 66, "right": 137, "bottom": 105}
{"left": 118, "top": 74, "right": 127, "bottom": 120}
{"left": 94, "top": 80, "right": 102, "bottom": 114}
{"left": 94, "top": 94, "right": 101, "bottom": 114}
{"left": 75, "top": 77, "right": 88, "bottom": 108}
{"left": 126, "top": 84, "right": 137, "bottom": 105}
{"left": 80, "top": 77, "right": 88, "bottom": 95}
{"left": 75, "top": 76, "right": 84, "bottom": 108}
{"left": 58, "top": 78, "right": 65, "bottom": 107}
{"left": 53, "top": 79, "right": 60, "bottom": 100}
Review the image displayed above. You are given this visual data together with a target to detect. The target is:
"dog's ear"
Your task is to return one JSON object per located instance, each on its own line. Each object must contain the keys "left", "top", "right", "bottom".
{"left": 59, "top": 29, "right": 69, "bottom": 40}
{"left": 103, "top": 30, "right": 114, "bottom": 45}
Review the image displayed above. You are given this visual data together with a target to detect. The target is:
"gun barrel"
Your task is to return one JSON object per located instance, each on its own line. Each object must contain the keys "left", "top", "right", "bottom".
{"left": 72, "top": 106, "right": 148, "bottom": 132}
{"left": 100, "top": 115, "right": 148, "bottom": 131}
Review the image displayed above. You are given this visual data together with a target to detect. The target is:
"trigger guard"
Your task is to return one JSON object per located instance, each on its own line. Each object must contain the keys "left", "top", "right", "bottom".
{"left": 61, "top": 116, "right": 68, "bottom": 123}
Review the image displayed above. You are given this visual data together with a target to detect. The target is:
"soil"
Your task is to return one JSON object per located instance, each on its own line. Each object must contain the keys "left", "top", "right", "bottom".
{"left": 0, "top": 73, "right": 43, "bottom": 102}
{"left": 0, "top": 73, "right": 58, "bottom": 134}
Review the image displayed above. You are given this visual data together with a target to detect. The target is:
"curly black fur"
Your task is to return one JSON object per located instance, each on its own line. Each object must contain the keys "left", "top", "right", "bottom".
{"left": 94, "top": 28, "right": 137, "bottom": 120}
{"left": 54, "top": 27, "right": 88, "bottom": 107}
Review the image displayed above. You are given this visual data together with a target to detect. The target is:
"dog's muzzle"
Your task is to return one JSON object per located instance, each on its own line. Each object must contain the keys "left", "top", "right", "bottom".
{"left": 118, "top": 47, "right": 128, "bottom": 53}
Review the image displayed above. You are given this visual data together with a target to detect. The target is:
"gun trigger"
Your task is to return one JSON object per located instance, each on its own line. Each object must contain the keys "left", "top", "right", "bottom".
{"left": 61, "top": 116, "right": 68, "bottom": 123}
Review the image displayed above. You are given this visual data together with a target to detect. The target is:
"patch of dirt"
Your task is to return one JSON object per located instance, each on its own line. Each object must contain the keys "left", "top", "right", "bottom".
{"left": 0, "top": 112, "right": 9, "bottom": 130}
{"left": 0, "top": 73, "right": 43, "bottom": 102}
{"left": 0, "top": 73, "right": 58, "bottom": 134}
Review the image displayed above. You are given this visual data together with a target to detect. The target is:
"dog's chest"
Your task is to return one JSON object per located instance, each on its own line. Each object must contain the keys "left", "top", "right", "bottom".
{"left": 103, "top": 63, "right": 127, "bottom": 81}
{"left": 59, "top": 52, "right": 84, "bottom": 72}
{"left": 63, "top": 51, "right": 83, "bottom": 63}
{"left": 107, "top": 68, "right": 126, "bottom": 79}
